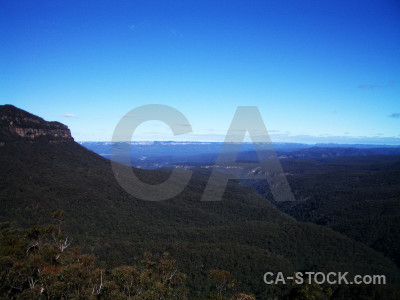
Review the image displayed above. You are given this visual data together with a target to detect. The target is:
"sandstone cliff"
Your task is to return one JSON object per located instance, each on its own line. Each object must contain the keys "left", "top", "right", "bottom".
{"left": 0, "top": 104, "right": 74, "bottom": 143}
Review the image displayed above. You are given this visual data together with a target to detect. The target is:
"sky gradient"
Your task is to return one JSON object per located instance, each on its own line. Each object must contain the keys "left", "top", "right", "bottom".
{"left": 1, "top": 0, "right": 399, "bottom": 143}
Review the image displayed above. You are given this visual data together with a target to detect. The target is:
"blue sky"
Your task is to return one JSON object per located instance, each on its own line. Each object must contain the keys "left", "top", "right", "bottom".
{"left": 1, "top": 0, "right": 399, "bottom": 143}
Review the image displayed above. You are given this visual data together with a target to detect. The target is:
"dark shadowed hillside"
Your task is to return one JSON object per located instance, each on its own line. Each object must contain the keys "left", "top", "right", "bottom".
{"left": 1, "top": 105, "right": 400, "bottom": 298}
{"left": 244, "top": 155, "right": 400, "bottom": 271}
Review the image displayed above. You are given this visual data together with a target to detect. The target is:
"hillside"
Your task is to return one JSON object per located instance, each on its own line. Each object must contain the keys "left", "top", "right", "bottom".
{"left": 1, "top": 105, "right": 400, "bottom": 298}
{"left": 80, "top": 142, "right": 400, "bottom": 169}
{"left": 244, "top": 155, "right": 400, "bottom": 270}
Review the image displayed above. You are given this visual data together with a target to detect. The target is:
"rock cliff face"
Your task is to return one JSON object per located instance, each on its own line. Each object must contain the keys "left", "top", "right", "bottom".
{"left": 0, "top": 105, "right": 74, "bottom": 143}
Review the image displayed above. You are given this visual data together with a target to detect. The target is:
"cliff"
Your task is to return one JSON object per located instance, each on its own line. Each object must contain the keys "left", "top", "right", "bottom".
{"left": 0, "top": 104, "right": 74, "bottom": 143}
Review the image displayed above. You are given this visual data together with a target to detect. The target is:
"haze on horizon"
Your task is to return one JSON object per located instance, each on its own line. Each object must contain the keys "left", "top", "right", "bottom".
{"left": 1, "top": 0, "right": 399, "bottom": 144}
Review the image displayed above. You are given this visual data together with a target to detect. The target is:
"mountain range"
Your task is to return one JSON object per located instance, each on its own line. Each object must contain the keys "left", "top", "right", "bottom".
{"left": 1, "top": 104, "right": 399, "bottom": 299}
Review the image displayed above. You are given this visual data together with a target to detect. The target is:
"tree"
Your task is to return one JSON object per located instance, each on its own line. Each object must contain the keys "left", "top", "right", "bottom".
{"left": 0, "top": 214, "right": 189, "bottom": 299}
{"left": 208, "top": 269, "right": 254, "bottom": 300}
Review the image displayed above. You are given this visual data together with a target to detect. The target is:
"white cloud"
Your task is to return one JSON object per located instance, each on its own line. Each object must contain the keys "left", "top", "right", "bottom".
{"left": 63, "top": 113, "right": 77, "bottom": 118}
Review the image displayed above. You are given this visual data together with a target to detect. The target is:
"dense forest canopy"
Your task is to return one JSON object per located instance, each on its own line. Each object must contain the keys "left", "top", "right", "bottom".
{"left": 1, "top": 105, "right": 400, "bottom": 299}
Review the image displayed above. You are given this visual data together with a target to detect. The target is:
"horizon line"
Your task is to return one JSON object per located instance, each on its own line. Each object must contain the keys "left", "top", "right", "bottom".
{"left": 77, "top": 140, "right": 400, "bottom": 147}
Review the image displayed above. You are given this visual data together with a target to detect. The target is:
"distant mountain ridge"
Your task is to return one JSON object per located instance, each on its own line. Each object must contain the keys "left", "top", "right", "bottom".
{"left": 0, "top": 104, "right": 73, "bottom": 143}
{"left": 2, "top": 105, "right": 400, "bottom": 298}
{"left": 80, "top": 141, "right": 400, "bottom": 169}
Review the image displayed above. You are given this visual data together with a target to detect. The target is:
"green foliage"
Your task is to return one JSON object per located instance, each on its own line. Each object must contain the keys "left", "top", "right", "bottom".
{"left": 0, "top": 216, "right": 260, "bottom": 299}
{"left": 283, "top": 278, "right": 333, "bottom": 300}
{"left": 1, "top": 141, "right": 400, "bottom": 298}
{"left": 247, "top": 155, "right": 400, "bottom": 268}
{"left": 0, "top": 216, "right": 186, "bottom": 299}
{"left": 0, "top": 215, "right": 103, "bottom": 298}
{"left": 207, "top": 269, "right": 249, "bottom": 300}
{"left": 104, "top": 252, "right": 187, "bottom": 299}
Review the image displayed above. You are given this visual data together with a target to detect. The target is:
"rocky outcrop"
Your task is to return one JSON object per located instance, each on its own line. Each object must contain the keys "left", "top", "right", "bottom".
{"left": 0, "top": 104, "right": 74, "bottom": 143}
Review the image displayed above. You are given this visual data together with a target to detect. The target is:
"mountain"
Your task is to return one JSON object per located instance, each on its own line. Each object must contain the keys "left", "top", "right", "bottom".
{"left": 80, "top": 141, "right": 400, "bottom": 169}
{"left": 1, "top": 105, "right": 400, "bottom": 298}
{"left": 243, "top": 155, "right": 400, "bottom": 269}
{"left": 0, "top": 104, "right": 74, "bottom": 143}
{"left": 276, "top": 147, "right": 400, "bottom": 159}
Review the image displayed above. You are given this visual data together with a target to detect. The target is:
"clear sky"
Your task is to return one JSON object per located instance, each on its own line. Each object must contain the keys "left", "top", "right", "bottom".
{"left": 1, "top": 0, "right": 399, "bottom": 143}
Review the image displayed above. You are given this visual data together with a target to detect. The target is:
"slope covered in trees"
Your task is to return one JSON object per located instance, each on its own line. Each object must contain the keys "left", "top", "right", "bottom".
{"left": 245, "top": 155, "right": 400, "bottom": 270}
{"left": 1, "top": 214, "right": 258, "bottom": 299}
{"left": 1, "top": 105, "right": 400, "bottom": 298}
{"left": 2, "top": 215, "right": 399, "bottom": 300}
